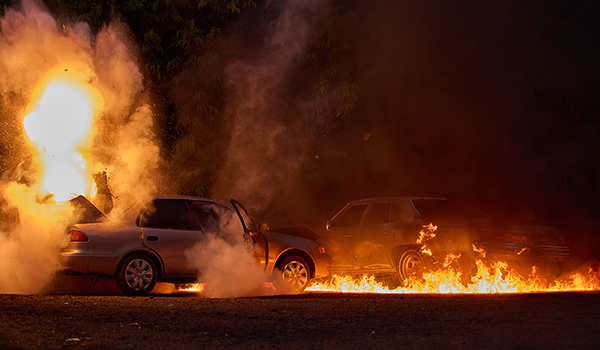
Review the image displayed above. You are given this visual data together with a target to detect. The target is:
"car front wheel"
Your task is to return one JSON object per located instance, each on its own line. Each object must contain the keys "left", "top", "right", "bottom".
{"left": 398, "top": 249, "right": 424, "bottom": 284}
{"left": 115, "top": 254, "right": 158, "bottom": 296}
{"left": 278, "top": 256, "right": 311, "bottom": 293}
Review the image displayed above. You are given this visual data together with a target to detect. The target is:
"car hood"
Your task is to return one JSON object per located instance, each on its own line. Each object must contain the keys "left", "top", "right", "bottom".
{"left": 269, "top": 225, "right": 320, "bottom": 241}
{"left": 69, "top": 195, "right": 106, "bottom": 223}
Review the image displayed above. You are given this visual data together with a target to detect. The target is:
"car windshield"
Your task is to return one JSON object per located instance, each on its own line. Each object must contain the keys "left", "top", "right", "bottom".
{"left": 411, "top": 199, "right": 487, "bottom": 219}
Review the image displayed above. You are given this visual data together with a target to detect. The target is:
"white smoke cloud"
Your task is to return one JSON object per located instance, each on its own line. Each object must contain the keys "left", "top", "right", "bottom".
{"left": 185, "top": 208, "right": 275, "bottom": 298}
{"left": 0, "top": 0, "right": 159, "bottom": 293}
{"left": 184, "top": 2, "right": 332, "bottom": 295}
{"left": 214, "top": 0, "right": 331, "bottom": 211}
{"left": 0, "top": 182, "right": 72, "bottom": 293}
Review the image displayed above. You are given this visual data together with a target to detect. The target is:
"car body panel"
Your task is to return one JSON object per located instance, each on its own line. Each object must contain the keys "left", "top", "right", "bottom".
{"left": 60, "top": 242, "right": 89, "bottom": 275}
{"left": 142, "top": 227, "right": 204, "bottom": 275}
{"left": 261, "top": 230, "right": 331, "bottom": 278}
{"left": 62, "top": 207, "right": 148, "bottom": 278}
{"left": 353, "top": 221, "right": 396, "bottom": 270}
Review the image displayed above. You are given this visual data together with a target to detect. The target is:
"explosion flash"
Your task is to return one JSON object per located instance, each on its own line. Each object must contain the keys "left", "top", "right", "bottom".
{"left": 23, "top": 69, "right": 102, "bottom": 201}
{"left": 0, "top": 0, "right": 158, "bottom": 294}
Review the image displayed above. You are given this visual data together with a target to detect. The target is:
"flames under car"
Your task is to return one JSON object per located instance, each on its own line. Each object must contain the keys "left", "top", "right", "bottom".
{"left": 61, "top": 196, "right": 331, "bottom": 295}
{"left": 319, "top": 196, "right": 570, "bottom": 283}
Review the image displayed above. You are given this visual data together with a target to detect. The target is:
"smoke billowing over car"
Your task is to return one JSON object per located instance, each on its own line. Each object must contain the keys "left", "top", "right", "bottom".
{"left": 61, "top": 196, "right": 331, "bottom": 295}
{"left": 319, "top": 197, "right": 570, "bottom": 284}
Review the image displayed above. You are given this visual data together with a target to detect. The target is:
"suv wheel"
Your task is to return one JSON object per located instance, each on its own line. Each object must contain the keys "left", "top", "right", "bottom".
{"left": 398, "top": 249, "right": 424, "bottom": 284}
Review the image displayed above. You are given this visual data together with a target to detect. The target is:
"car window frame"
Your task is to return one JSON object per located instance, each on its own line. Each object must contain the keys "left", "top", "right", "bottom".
{"left": 136, "top": 199, "right": 196, "bottom": 231}
{"left": 363, "top": 201, "right": 393, "bottom": 226}
{"left": 330, "top": 203, "right": 369, "bottom": 228}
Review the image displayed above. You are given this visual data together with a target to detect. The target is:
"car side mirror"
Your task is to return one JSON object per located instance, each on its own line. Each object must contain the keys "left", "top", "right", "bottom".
{"left": 325, "top": 220, "right": 331, "bottom": 231}
{"left": 258, "top": 222, "right": 269, "bottom": 231}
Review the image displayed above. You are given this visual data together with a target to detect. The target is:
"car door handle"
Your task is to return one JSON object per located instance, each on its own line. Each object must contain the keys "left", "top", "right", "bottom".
{"left": 344, "top": 234, "right": 353, "bottom": 238}
{"left": 383, "top": 231, "right": 390, "bottom": 235}
{"left": 147, "top": 236, "right": 159, "bottom": 242}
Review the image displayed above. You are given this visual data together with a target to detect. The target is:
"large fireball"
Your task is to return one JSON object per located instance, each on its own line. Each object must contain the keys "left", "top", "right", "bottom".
{"left": 22, "top": 69, "right": 102, "bottom": 201}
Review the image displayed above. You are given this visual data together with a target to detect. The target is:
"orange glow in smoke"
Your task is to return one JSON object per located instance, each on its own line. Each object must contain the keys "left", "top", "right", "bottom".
{"left": 23, "top": 68, "right": 103, "bottom": 201}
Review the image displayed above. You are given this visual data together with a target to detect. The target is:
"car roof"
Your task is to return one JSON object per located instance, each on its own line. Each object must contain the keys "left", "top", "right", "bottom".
{"left": 347, "top": 196, "right": 449, "bottom": 204}
{"left": 151, "top": 195, "right": 231, "bottom": 208}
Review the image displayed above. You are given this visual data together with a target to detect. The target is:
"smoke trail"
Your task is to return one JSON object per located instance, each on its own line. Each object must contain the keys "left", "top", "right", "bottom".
{"left": 214, "top": 0, "right": 330, "bottom": 212}
{"left": 0, "top": 0, "right": 159, "bottom": 293}
{"left": 179, "top": 0, "right": 332, "bottom": 296}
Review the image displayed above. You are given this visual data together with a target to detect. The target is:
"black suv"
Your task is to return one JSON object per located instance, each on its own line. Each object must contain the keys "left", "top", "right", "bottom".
{"left": 319, "top": 197, "right": 570, "bottom": 282}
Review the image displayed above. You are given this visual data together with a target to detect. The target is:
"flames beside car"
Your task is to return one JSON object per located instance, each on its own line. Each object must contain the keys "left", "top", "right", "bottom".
{"left": 473, "top": 228, "right": 570, "bottom": 261}
{"left": 319, "top": 196, "right": 570, "bottom": 284}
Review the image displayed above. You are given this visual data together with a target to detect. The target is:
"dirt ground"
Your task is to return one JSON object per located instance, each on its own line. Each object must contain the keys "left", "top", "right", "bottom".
{"left": 1, "top": 288, "right": 600, "bottom": 349}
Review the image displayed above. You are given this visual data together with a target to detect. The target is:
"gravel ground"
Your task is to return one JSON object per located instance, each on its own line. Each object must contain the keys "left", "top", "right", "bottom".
{"left": 1, "top": 290, "right": 600, "bottom": 349}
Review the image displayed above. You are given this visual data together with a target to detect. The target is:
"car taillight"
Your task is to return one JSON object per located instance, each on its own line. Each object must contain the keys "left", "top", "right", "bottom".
{"left": 69, "top": 230, "right": 88, "bottom": 242}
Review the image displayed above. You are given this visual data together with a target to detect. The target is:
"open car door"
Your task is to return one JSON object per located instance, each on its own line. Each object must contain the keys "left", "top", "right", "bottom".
{"left": 230, "top": 199, "right": 268, "bottom": 270}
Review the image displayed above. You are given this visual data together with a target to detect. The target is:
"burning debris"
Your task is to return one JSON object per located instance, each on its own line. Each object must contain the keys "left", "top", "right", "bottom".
{"left": 416, "top": 223, "right": 437, "bottom": 256}
{"left": 91, "top": 171, "right": 113, "bottom": 215}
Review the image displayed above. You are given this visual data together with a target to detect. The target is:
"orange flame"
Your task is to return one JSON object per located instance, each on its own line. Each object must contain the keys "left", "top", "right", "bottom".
{"left": 416, "top": 223, "right": 437, "bottom": 256}
{"left": 306, "top": 259, "right": 600, "bottom": 294}
{"left": 23, "top": 68, "right": 103, "bottom": 201}
{"left": 177, "top": 283, "right": 206, "bottom": 293}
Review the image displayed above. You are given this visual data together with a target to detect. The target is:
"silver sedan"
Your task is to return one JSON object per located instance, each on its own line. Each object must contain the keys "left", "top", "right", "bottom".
{"left": 61, "top": 196, "right": 331, "bottom": 295}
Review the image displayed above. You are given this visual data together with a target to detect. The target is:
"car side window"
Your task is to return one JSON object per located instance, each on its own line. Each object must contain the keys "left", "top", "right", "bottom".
{"left": 363, "top": 202, "right": 392, "bottom": 225}
{"left": 189, "top": 201, "right": 222, "bottom": 234}
{"left": 331, "top": 204, "right": 368, "bottom": 227}
{"left": 139, "top": 199, "right": 195, "bottom": 230}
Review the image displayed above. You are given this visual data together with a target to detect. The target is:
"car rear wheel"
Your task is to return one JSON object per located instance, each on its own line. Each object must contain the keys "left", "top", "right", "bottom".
{"left": 115, "top": 254, "right": 158, "bottom": 296}
{"left": 278, "top": 256, "right": 311, "bottom": 293}
{"left": 398, "top": 249, "right": 424, "bottom": 283}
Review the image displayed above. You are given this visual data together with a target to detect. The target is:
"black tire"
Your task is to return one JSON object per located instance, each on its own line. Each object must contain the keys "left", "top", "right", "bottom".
{"left": 398, "top": 249, "right": 424, "bottom": 283}
{"left": 115, "top": 254, "right": 158, "bottom": 296}
{"left": 278, "top": 255, "right": 311, "bottom": 293}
